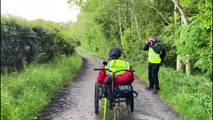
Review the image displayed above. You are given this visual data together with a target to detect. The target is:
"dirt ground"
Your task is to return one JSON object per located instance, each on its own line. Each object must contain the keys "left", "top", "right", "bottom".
{"left": 37, "top": 53, "right": 183, "bottom": 120}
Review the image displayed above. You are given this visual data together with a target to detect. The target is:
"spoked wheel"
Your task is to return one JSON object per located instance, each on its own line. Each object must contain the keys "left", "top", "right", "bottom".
{"left": 94, "top": 81, "right": 99, "bottom": 114}
{"left": 114, "top": 107, "right": 123, "bottom": 120}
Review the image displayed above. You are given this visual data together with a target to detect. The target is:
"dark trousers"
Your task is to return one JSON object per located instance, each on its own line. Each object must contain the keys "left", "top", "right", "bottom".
{"left": 148, "top": 63, "right": 160, "bottom": 90}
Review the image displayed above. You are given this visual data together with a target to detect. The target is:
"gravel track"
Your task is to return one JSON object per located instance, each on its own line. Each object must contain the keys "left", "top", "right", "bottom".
{"left": 37, "top": 53, "right": 182, "bottom": 120}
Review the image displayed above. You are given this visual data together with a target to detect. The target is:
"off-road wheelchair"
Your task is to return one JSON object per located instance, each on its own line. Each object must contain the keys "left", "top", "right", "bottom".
{"left": 94, "top": 68, "right": 138, "bottom": 120}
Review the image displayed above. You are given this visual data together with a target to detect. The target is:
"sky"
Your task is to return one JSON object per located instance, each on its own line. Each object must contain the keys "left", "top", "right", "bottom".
{"left": 1, "top": 0, "right": 80, "bottom": 23}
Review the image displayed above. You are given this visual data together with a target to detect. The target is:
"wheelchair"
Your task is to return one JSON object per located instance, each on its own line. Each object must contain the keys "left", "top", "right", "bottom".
{"left": 94, "top": 68, "right": 138, "bottom": 120}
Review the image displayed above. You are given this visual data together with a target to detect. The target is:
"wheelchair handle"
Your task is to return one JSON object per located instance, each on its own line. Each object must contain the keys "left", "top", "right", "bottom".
{"left": 133, "top": 91, "right": 138, "bottom": 98}
{"left": 94, "top": 68, "right": 135, "bottom": 74}
{"left": 94, "top": 68, "right": 112, "bottom": 72}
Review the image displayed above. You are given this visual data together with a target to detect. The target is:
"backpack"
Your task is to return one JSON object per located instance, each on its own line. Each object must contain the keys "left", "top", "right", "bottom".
{"left": 160, "top": 46, "right": 166, "bottom": 60}
{"left": 114, "top": 84, "right": 133, "bottom": 98}
{"left": 159, "top": 41, "right": 166, "bottom": 60}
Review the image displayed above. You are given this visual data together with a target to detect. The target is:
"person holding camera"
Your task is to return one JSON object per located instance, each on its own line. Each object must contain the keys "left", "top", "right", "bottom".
{"left": 143, "top": 36, "right": 166, "bottom": 94}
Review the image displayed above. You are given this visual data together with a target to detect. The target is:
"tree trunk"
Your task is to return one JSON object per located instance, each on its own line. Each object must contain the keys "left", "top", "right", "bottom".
{"left": 185, "top": 59, "right": 191, "bottom": 75}
{"left": 176, "top": 55, "right": 183, "bottom": 71}
{"left": 121, "top": 3, "right": 141, "bottom": 40}
{"left": 172, "top": 0, "right": 189, "bottom": 25}
{"left": 172, "top": 0, "right": 191, "bottom": 75}
{"left": 118, "top": 3, "right": 125, "bottom": 57}
{"left": 128, "top": 7, "right": 141, "bottom": 40}
{"left": 174, "top": 2, "right": 183, "bottom": 72}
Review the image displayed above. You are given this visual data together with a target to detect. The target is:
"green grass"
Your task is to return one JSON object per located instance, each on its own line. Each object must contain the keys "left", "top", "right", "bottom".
{"left": 79, "top": 48, "right": 212, "bottom": 120}
{"left": 1, "top": 54, "right": 82, "bottom": 120}
{"left": 131, "top": 61, "right": 212, "bottom": 120}
{"left": 79, "top": 47, "right": 108, "bottom": 59}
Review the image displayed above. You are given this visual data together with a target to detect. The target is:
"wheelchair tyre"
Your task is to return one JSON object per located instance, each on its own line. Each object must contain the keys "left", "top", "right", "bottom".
{"left": 130, "top": 95, "right": 134, "bottom": 112}
{"left": 94, "top": 81, "right": 99, "bottom": 114}
{"left": 126, "top": 93, "right": 134, "bottom": 113}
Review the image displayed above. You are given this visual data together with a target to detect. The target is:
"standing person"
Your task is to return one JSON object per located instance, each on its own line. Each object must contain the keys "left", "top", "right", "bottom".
{"left": 143, "top": 36, "right": 166, "bottom": 94}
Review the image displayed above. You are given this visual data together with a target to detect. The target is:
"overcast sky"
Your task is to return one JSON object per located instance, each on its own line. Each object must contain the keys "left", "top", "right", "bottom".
{"left": 1, "top": 0, "right": 80, "bottom": 23}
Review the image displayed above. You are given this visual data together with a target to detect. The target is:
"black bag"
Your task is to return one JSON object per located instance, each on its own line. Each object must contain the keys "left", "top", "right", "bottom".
{"left": 160, "top": 46, "right": 166, "bottom": 60}
{"left": 114, "top": 84, "right": 133, "bottom": 98}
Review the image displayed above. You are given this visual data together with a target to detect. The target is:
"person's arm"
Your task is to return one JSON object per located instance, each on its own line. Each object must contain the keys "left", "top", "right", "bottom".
{"left": 97, "top": 65, "right": 106, "bottom": 84}
{"left": 143, "top": 43, "right": 150, "bottom": 51}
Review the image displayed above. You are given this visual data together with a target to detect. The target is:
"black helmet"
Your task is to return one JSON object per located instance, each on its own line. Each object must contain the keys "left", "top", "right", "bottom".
{"left": 109, "top": 48, "right": 121, "bottom": 59}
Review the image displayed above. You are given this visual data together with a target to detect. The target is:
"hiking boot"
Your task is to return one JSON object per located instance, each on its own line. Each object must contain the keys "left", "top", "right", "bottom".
{"left": 156, "top": 87, "right": 160, "bottom": 91}
{"left": 153, "top": 89, "right": 159, "bottom": 94}
{"left": 146, "top": 87, "right": 154, "bottom": 90}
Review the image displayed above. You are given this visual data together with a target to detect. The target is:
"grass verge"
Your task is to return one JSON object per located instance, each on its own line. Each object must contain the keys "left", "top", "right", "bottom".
{"left": 1, "top": 54, "right": 82, "bottom": 120}
{"left": 131, "top": 61, "right": 212, "bottom": 120}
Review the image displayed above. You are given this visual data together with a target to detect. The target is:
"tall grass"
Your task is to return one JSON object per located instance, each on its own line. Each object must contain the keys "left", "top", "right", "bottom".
{"left": 1, "top": 54, "right": 82, "bottom": 120}
{"left": 131, "top": 61, "right": 212, "bottom": 120}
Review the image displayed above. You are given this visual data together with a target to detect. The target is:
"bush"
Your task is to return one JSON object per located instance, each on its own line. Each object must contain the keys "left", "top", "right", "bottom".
{"left": 1, "top": 16, "right": 75, "bottom": 72}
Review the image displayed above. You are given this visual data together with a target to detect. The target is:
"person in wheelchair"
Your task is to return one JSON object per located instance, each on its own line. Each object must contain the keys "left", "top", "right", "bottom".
{"left": 96, "top": 48, "right": 135, "bottom": 98}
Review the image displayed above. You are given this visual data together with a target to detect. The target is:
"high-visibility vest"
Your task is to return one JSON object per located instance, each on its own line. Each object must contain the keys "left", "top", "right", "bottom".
{"left": 105, "top": 59, "right": 130, "bottom": 76}
{"left": 148, "top": 47, "right": 161, "bottom": 64}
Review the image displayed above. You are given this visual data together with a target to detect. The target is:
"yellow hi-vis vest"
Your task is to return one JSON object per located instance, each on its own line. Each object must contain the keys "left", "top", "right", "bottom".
{"left": 105, "top": 59, "right": 130, "bottom": 76}
{"left": 148, "top": 47, "right": 161, "bottom": 64}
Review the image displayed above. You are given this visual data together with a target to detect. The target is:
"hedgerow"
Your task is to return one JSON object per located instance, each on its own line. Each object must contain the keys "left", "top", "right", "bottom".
{"left": 1, "top": 16, "right": 74, "bottom": 72}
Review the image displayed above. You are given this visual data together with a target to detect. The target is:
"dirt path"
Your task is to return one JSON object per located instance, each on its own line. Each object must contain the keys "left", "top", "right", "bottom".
{"left": 37, "top": 53, "right": 182, "bottom": 120}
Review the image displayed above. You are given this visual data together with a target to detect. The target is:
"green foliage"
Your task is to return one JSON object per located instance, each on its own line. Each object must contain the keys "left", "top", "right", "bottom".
{"left": 1, "top": 16, "right": 75, "bottom": 72}
{"left": 76, "top": 0, "right": 212, "bottom": 75}
{"left": 70, "top": 1, "right": 120, "bottom": 56}
{"left": 163, "top": 0, "right": 212, "bottom": 73}
{"left": 122, "top": 27, "right": 142, "bottom": 59}
{"left": 1, "top": 54, "right": 82, "bottom": 120}
{"left": 73, "top": 0, "right": 175, "bottom": 61}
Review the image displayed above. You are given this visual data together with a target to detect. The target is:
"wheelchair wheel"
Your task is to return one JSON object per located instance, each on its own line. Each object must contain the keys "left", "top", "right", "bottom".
{"left": 126, "top": 94, "right": 134, "bottom": 113}
{"left": 130, "top": 95, "right": 134, "bottom": 112}
{"left": 94, "top": 81, "right": 99, "bottom": 114}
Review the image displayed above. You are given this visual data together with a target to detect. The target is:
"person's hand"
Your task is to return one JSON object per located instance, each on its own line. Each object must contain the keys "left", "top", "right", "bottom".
{"left": 146, "top": 40, "right": 151, "bottom": 45}
{"left": 146, "top": 40, "right": 153, "bottom": 45}
{"left": 103, "top": 61, "right": 108, "bottom": 65}
{"left": 150, "top": 41, "right": 153, "bottom": 45}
